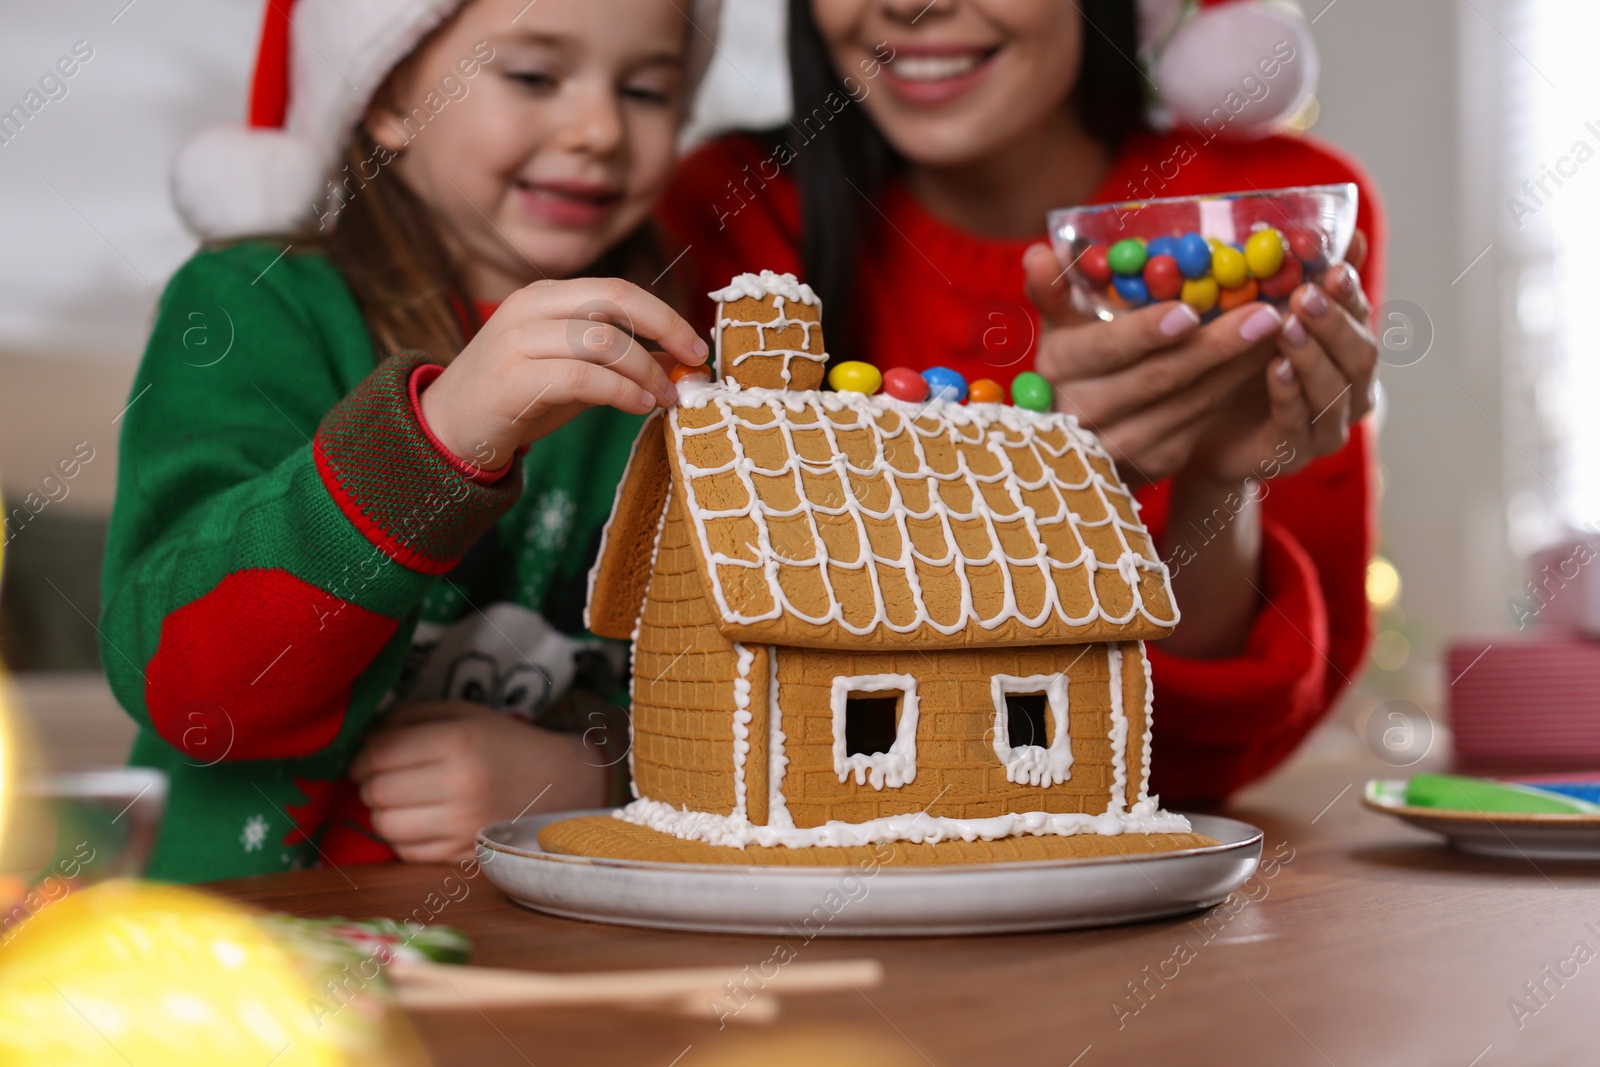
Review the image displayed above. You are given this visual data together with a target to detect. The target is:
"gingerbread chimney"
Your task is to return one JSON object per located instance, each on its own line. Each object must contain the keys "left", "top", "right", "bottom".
{"left": 708, "top": 271, "right": 827, "bottom": 390}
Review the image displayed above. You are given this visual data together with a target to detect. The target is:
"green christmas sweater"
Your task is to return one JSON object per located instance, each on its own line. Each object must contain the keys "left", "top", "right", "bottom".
{"left": 100, "top": 243, "right": 645, "bottom": 883}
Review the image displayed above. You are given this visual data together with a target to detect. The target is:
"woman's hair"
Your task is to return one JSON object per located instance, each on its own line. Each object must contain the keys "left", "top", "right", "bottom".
{"left": 786, "top": 0, "right": 1148, "bottom": 362}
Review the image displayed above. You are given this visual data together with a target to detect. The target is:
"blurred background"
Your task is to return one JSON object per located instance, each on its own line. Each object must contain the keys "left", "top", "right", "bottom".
{"left": 0, "top": 0, "right": 1592, "bottom": 773}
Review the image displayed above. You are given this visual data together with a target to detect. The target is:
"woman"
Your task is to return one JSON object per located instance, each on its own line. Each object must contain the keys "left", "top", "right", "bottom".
{"left": 661, "top": 0, "right": 1383, "bottom": 802}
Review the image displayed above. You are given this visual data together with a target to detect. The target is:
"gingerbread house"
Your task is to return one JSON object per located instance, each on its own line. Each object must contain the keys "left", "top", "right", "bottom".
{"left": 573, "top": 272, "right": 1196, "bottom": 861}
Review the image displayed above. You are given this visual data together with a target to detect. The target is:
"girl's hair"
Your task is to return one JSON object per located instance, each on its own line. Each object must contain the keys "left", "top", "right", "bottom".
{"left": 282, "top": 132, "right": 681, "bottom": 365}
{"left": 785, "top": 0, "right": 1148, "bottom": 362}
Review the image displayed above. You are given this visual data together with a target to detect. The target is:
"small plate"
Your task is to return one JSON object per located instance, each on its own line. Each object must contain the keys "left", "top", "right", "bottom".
{"left": 476, "top": 811, "right": 1263, "bottom": 937}
{"left": 1362, "top": 779, "right": 1600, "bottom": 860}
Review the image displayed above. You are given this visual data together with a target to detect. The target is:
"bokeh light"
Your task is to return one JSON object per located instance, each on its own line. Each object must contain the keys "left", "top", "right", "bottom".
{"left": 0, "top": 881, "right": 428, "bottom": 1066}
{"left": 1366, "top": 556, "right": 1402, "bottom": 610}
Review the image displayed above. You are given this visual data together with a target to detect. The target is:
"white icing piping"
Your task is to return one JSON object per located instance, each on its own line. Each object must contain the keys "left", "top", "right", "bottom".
{"left": 616, "top": 796, "right": 1191, "bottom": 849}
{"left": 714, "top": 296, "right": 827, "bottom": 387}
{"left": 989, "top": 673, "right": 1074, "bottom": 788}
{"left": 765, "top": 647, "right": 793, "bottom": 828}
{"left": 1139, "top": 641, "right": 1154, "bottom": 805}
{"left": 667, "top": 381, "right": 1179, "bottom": 638}
{"left": 731, "top": 643, "right": 754, "bottom": 818}
{"left": 1106, "top": 645, "right": 1128, "bottom": 815}
{"left": 830, "top": 674, "right": 919, "bottom": 789}
{"left": 624, "top": 480, "right": 675, "bottom": 799}
{"left": 707, "top": 270, "right": 820, "bottom": 305}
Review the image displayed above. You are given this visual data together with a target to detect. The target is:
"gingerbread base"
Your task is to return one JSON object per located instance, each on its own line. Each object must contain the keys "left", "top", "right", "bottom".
{"left": 537, "top": 815, "right": 1218, "bottom": 867}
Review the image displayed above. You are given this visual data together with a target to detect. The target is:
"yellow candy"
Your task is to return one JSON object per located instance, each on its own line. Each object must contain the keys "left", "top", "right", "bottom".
{"left": 827, "top": 360, "right": 882, "bottom": 395}
{"left": 1211, "top": 245, "right": 1249, "bottom": 289}
{"left": 1181, "top": 276, "right": 1220, "bottom": 313}
{"left": 1244, "top": 227, "right": 1287, "bottom": 280}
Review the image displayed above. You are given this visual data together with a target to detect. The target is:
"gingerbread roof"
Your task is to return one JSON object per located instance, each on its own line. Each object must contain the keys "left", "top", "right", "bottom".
{"left": 589, "top": 382, "right": 1180, "bottom": 652}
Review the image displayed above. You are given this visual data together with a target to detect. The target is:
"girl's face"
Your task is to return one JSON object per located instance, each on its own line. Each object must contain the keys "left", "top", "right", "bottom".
{"left": 812, "top": 0, "right": 1085, "bottom": 168}
{"left": 370, "top": 0, "right": 689, "bottom": 294}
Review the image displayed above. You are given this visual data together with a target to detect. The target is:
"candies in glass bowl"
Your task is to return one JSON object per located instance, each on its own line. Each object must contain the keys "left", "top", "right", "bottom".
{"left": 1048, "top": 184, "right": 1357, "bottom": 322}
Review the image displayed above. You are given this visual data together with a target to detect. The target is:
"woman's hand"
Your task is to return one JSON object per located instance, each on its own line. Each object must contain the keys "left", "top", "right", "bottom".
{"left": 419, "top": 277, "right": 708, "bottom": 472}
{"left": 1024, "top": 243, "right": 1284, "bottom": 488}
{"left": 1024, "top": 232, "right": 1376, "bottom": 659}
{"left": 1023, "top": 232, "right": 1374, "bottom": 489}
{"left": 350, "top": 701, "right": 607, "bottom": 864}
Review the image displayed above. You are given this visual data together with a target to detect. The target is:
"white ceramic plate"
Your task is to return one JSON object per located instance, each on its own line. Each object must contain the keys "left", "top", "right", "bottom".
{"left": 1363, "top": 779, "right": 1600, "bottom": 860}
{"left": 476, "top": 811, "right": 1263, "bottom": 937}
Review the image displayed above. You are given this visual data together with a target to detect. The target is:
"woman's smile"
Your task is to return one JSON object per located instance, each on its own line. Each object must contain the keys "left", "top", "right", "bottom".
{"left": 880, "top": 42, "right": 1002, "bottom": 105}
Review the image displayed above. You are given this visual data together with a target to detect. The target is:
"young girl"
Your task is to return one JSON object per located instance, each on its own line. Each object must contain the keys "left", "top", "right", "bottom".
{"left": 661, "top": 0, "right": 1384, "bottom": 804}
{"left": 101, "top": 0, "right": 719, "bottom": 881}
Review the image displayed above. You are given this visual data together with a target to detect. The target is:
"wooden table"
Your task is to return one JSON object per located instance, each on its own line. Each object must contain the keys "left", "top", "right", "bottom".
{"left": 210, "top": 756, "right": 1600, "bottom": 1066}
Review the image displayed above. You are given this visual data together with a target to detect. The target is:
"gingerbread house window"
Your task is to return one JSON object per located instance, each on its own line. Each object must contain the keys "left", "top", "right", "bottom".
{"left": 831, "top": 674, "right": 919, "bottom": 790}
{"left": 990, "top": 674, "right": 1074, "bottom": 787}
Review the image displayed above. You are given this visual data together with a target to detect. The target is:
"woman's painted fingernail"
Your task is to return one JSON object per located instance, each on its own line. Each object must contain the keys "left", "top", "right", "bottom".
{"left": 1274, "top": 357, "right": 1297, "bottom": 384}
{"left": 1301, "top": 286, "right": 1330, "bottom": 318}
{"left": 694, "top": 338, "right": 710, "bottom": 359}
{"left": 1335, "top": 264, "right": 1358, "bottom": 295}
{"left": 1283, "top": 314, "right": 1308, "bottom": 347}
{"left": 1160, "top": 304, "right": 1201, "bottom": 337}
{"left": 1240, "top": 305, "right": 1283, "bottom": 342}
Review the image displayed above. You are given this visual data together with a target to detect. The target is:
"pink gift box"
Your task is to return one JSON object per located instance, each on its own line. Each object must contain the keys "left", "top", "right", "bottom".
{"left": 1448, "top": 635, "right": 1600, "bottom": 763}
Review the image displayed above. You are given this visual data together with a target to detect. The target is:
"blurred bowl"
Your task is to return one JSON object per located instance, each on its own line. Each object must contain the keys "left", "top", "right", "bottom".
{"left": 1048, "top": 183, "right": 1357, "bottom": 321}
{"left": 4, "top": 768, "right": 167, "bottom": 911}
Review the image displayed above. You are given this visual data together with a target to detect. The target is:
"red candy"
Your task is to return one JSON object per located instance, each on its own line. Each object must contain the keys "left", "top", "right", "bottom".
{"left": 1142, "top": 254, "right": 1182, "bottom": 301}
{"left": 1258, "top": 256, "right": 1305, "bottom": 300}
{"left": 1288, "top": 228, "right": 1326, "bottom": 270}
{"left": 670, "top": 363, "right": 711, "bottom": 384}
{"left": 1077, "top": 244, "right": 1112, "bottom": 286}
{"left": 883, "top": 366, "right": 929, "bottom": 402}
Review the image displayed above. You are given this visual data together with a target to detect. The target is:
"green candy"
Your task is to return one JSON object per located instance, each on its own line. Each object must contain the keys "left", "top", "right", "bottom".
{"left": 1403, "top": 773, "right": 1600, "bottom": 815}
{"left": 1010, "top": 371, "right": 1053, "bottom": 412}
{"left": 1106, "top": 238, "right": 1148, "bottom": 276}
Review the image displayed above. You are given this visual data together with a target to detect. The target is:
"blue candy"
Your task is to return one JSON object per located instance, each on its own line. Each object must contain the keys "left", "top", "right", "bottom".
{"left": 1112, "top": 274, "right": 1150, "bottom": 306}
{"left": 922, "top": 366, "right": 968, "bottom": 403}
{"left": 1175, "top": 232, "right": 1213, "bottom": 279}
{"left": 1146, "top": 235, "right": 1181, "bottom": 260}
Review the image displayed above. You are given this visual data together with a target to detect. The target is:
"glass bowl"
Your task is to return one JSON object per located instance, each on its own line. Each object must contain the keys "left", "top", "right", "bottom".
{"left": 1048, "top": 183, "right": 1358, "bottom": 322}
{"left": 2, "top": 767, "right": 168, "bottom": 931}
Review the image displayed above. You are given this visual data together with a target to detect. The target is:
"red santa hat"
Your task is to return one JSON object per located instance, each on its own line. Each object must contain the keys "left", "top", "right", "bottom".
{"left": 1138, "top": 0, "right": 1319, "bottom": 134}
{"left": 172, "top": 0, "right": 723, "bottom": 240}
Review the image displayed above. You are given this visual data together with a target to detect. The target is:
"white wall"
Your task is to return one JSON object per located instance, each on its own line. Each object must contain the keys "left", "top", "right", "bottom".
{"left": 1307, "top": 0, "right": 1521, "bottom": 661}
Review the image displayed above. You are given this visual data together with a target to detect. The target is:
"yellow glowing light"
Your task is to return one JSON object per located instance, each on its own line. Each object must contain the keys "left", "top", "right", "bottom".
{"left": 0, "top": 881, "right": 426, "bottom": 1066}
{"left": 0, "top": 527, "right": 9, "bottom": 857}
{"left": 1366, "top": 557, "right": 1401, "bottom": 610}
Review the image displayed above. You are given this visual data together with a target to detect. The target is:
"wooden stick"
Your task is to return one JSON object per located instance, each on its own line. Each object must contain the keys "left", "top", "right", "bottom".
{"left": 389, "top": 958, "right": 881, "bottom": 1015}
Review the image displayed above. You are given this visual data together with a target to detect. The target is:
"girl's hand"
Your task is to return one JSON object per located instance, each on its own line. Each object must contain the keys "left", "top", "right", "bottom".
{"left": 350, "top": 701, "right": 607, "bottom": 864}
{"left": 420, "top": 277, "right": 709, "bottom": 472}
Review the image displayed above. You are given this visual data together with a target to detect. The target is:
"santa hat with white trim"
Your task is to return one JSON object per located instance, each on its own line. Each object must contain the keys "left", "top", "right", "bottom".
{"left": 172, "top": 0, "right": 723, "bottom": 240}
{"left": 1138, "top": 0, "right": 1319, "bottom": 134}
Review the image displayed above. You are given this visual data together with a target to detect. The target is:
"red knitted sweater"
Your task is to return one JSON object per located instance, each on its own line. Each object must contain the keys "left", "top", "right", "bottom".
{"left": 659, "top": 129, "right": 1383, "bottom": 802}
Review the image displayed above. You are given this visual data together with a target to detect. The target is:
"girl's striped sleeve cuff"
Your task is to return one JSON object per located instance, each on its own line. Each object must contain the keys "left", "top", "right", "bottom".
{"left": 313, "top": 352, "right": 522, "bottom": 574}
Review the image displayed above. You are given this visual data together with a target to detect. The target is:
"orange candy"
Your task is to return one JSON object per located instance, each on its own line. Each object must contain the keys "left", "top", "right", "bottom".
{"left": 1217, "top": 277, "right": 1260, "bottom": 312}
{"left": 670, "top": 362, "right": 711, "bottom": 384}
{"left": 968, "top": 378, "right": 1003, "bottom": 404}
